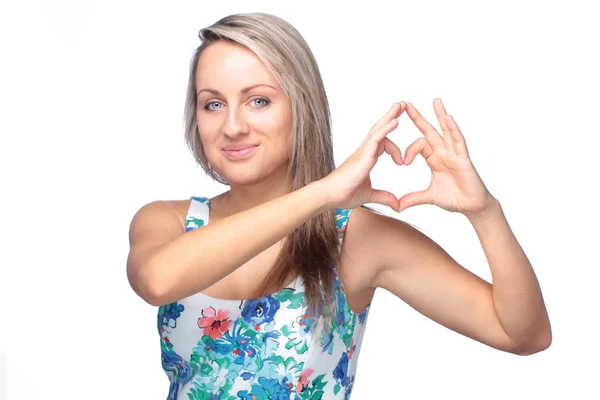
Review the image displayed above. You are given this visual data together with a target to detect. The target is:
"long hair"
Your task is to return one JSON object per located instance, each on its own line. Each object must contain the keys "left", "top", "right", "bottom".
{"left": 183, "top": 12, "right": 385, "bottom": 334}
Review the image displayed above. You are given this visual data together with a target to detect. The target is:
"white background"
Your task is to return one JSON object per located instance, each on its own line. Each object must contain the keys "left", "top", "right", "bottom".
{"left": 1, "top": 0, "right": 598, "bottom": 399}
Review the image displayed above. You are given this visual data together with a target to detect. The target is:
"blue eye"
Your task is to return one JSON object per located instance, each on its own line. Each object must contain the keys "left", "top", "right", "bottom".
{"left": 252, "top": 98, "right": 270, "bottom": 107}
{"left": 204, "top": 101, "right": 222, "bottom": 111}
{"left": 203, "top": 98, "right": 270, "bottom": 112}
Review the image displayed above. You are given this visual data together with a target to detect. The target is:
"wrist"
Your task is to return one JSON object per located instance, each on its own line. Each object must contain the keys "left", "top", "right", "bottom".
{"left": 306, "top": 179, "right": 333, "bottom": 214}
{"left": 464, "top": 195, "right": 501, "bottom": 224}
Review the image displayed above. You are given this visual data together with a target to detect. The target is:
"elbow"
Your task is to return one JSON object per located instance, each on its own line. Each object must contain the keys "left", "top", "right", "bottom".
{"left": 145, "top": 282, "right": 166, "bottom": 307}
{"left": 128, "top": 260, "right": 167, "bottom": 307}
{"left": 513, "top": 330, "right": 552, "bottom": 356}
{"left": 136, "top": 279, "right": 164, "bottom": 307}
{"left": 145, "top": 265, "right": 169, "bottom": 307}
{"left": 515, "top": 341, "right": 551, "bottom": 356}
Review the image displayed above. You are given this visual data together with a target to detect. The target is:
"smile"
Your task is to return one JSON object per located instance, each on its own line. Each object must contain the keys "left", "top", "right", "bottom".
{"left": 222, "top": 145, "right": 259, "bottom": 160}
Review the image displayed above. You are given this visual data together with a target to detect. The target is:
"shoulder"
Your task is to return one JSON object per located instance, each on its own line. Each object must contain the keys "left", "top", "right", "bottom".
{"left": 345, "top": 205, "right": 417, "bottom": 247}
{"left": 342, "top": 205, "right": 429, "bottom": 289}
{"left": 131, "top": 198, "right": 183, "bottom": 218}
{"left": 166, "top": 198, "right": 198, "bottom": 230}
{"left": 131, "top": 198, "right": 192, "bottom": 233}
{"left": 338, "top": 206, "right": 389, "bottom": 290}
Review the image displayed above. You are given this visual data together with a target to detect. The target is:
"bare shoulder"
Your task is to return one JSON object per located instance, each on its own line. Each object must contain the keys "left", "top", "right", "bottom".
{"left": 129, "top": 198, "right": 193, "bottom": 235}
{"left": 342, "top": 206, "right": 425, "bottom": 290}
{"left": 166, "top": 198, "right": 194, "bottom": 228}
{"left": 338, "top": 206, "right": 392, "bottom": 292}
{"left": 130, "top": 199, "right": 182, "bottom": 232}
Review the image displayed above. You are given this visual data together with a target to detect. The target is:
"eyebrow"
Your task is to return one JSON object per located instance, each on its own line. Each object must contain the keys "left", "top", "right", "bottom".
{"left": 197, "top": 83, "right": 277, "bottom": 97}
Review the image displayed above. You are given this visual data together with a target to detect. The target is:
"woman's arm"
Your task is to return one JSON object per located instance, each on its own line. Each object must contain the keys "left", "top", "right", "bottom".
{"left": 365, "top": 99, "right": 550, "bottom": 354}
{"left": 127, "top": 180, "right": 330, "bottom": 306}
{"left": 466, "top": 197, "right": 551, "bottom": 351}
{"left": 369, "top": 196, "right": 551, "bottom": 355}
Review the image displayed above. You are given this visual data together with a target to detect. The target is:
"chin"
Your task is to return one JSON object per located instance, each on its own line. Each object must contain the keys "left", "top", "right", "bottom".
{"left": 220, "top": 170, "right": 265, "bottom": 186}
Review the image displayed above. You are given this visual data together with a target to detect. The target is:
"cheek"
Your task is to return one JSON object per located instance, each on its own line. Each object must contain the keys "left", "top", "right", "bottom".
{"left": 250, "top": 113, "right": 281, "bottom": 132}
{"left": 279, "top": 115, "right": 294, "bottom": 152}
{"left": 196, "top": 120, "right": 217, "bottom": 146}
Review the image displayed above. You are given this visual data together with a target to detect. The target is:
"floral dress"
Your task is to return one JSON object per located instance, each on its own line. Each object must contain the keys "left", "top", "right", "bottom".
{"left": 157, "top": 196, "right": 372, "bottom": 399}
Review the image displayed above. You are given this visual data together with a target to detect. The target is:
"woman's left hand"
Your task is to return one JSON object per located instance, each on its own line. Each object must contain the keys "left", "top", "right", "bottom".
{"left": 399, "top": 98, "right": 495, "bottom": 217}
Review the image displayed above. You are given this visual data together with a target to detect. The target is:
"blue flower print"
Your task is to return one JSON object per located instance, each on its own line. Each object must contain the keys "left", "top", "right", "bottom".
{"left": 158, "top": 302, "right": 185, "bottom": 329}
{"left": 333, "top": 352, "right": 350, "bottom": 386}
{"left": 358, "top": 307, "right": 369, "bottom": 324}
{"left": 162, "top": 349, "right": 194, "bottom": 400}
{"left": 241, "top": 295, "right": 280, "bottom": 326}
{"left": 237, "top": 376, "right": 292, "bottom": 400}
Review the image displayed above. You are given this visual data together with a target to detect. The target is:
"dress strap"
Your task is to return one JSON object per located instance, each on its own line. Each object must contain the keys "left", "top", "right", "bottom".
{"left": 186, "top": 196, "right": 210, "bottom": 232}
{"left": 332, "top": 206, "right": 364, "bottom": 299}
{"left": 334, "top": 207, "right": 354, "bottom": 249}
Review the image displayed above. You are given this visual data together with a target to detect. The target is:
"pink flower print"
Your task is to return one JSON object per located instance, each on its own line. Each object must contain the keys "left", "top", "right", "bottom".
{"left": 296, "top": 368, "right": 314, "bottom": 393}
{"left": 349, "top": 338, "right": 355, "bottom": 359}
{"left": 197, "top": 306, "right": 233, "bottom": 339}
{"left": 299, "top": 313, "right": 309, "bottom": 327}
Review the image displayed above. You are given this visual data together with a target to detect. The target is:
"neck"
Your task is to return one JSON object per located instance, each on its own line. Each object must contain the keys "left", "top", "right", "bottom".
{"left": 218, "top": 165, "right": 295, "bottom": 216}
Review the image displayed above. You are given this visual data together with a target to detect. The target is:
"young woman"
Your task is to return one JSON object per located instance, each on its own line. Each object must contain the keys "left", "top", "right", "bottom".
{"left": 126, "top": 12, "right": 551, "bottom": 400}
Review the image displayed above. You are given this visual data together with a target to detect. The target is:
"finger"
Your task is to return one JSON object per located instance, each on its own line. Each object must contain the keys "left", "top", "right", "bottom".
{"left": 405, "top": 102, "right": 445, "bottom": 149}
{"left": 377, "top": 137, "right": 404, "bottom": 165}
{"left": 366, "top": 118, "right": 399, "bottom": 156}
{"left": 398, "top": 189, "right": 433, "bottom": 212}
{"left": 370, "top": 188, "right": 400, "bottom": 212}
{"left": 433, "top": 98, "right": 454, "bottom": 152}
{"left": 446, "top": 115, "right": 469, "bottom": 157}
{"left": 369, "top": 101, "right": 406, "bottom": 135}
{"left": 403, "top": 137, "right": 433, "bottom": 165}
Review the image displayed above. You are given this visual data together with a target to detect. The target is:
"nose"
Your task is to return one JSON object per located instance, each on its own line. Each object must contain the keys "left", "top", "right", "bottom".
{"left": 221, "top": 105, "right": 249, "bottom": 138}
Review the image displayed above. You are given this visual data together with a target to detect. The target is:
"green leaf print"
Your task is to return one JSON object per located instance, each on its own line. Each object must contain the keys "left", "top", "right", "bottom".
{"left": 274, "top": 287, "right": 304, "bottom": 308}
{"left": 300, "top": 373, "right": 328, "bottom": 400}
{"left": 282, "top": 334, "right": 309, "bottom": 354}
{"left": 186, "top": 388, "right": 212, "bottom": 400}
{"left": 313, "top": 374, "right": 327, "bottom": 391}
{"left": 274, "top": 287, "right": 293, "bottom": 302}
{"left": 280, "top": 315, "right": 311, "bottom": 355}
{"left": 295, "top": 340, "right": 309, "bottom": 354}
{"left": 288, "top": 293, "right": 305, "bottom": 309}
{"left": 333, "top": 382, "right": 341, "bottom": 395}
{"left": 189, "top": 352, "right": 200, "bottom": 365}
{"left": 186, "top": 388, "right": 236, "bottom": 400}
{"left": 185, "top": 216, "right": 205, "bottom": 229}
{"left": 309, "top": 392, "right": 325, "bottom": 400}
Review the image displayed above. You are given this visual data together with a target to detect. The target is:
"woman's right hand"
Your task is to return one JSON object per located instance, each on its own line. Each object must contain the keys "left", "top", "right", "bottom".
{"left": 321, "top": 101, "right": 407, "bottom": 212}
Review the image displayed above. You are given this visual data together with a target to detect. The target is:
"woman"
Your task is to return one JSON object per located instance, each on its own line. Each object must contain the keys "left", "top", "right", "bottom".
{"left": 126, "top": 12, "right": 551, "bottom": 399}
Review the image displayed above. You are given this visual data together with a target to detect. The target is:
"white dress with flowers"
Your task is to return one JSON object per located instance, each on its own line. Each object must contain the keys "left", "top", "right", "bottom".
{"left": 157, "top": 196, "right": 372, "bottom": 400}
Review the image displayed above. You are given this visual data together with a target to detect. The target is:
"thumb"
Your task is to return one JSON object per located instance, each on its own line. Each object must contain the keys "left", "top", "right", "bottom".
{"left": 398, "top": 190, "right": 432, "bottom": 213}
{"left": 370, "top": 189, "right": 400, "bottom": 212}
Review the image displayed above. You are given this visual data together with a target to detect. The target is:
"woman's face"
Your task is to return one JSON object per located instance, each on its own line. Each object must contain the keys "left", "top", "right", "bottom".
{"left": 195, "top": 40, "right": 293, "bottom": 186}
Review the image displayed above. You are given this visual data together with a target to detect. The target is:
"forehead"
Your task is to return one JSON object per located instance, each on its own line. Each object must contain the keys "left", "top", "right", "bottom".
{"left": 196, "top": 41, "right": 279, "bottom": 91}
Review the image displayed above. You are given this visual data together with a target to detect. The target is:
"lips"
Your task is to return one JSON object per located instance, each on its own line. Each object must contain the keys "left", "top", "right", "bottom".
{"left": 223, "top": 144, "right": 258, "bottom": 151}
{"left": 222, "top": 145, "right": 259, "bottom": 160}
